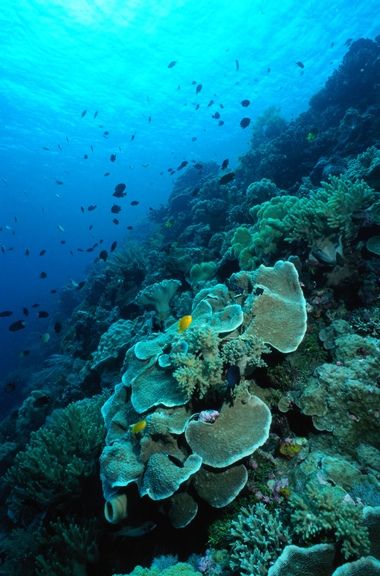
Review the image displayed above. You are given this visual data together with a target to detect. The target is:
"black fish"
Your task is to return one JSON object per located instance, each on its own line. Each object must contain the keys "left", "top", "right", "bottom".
{"left": 89, "top": 225, "right": 93, "bottom": 231}
{"left": 39, "top": 249, "right": 46, "bottom": 256}
{"left": 212, "top": 112, "right": 220, "bottom": 119}
{"left": 55, "top": 180, "right": 64, "bottom": 185}
{"left": 296, "top": 61, "right": 304, "bottom": 69}
{"left": 168, "top": 60, "right": 177, "bottom": 68}
{"left": 148, "top": 116, "right": 151, "bottom": 123}
{"left": 22, "top": 307, "right": 29, "bottom": 316}
{"left": 219, "top": 172, "right": 235, "bottom": 185}
{"left": 31, "top": 303, "right": 39, "bottom": 308}
{"left": 39, "top": 271, "right": 47, "bottom": 279}
{"left": 42, "top": 146, "right": 50, "bottom": 151}
{"left": 194, "top": 104, "right": 200, "bottom": 110}
{"left": 38, "top": 311, "right": 49, "bottom": 318}
{"left": 110, "top": 153, "right": 117, "bottom": 162}
{"left": 207, "top": 99, "right": 214, "bottom": 107}
{"left": 54, "top": 321, "right": 62, "bottom": 333}
{"left": 191, "top": 137, "right": 197, "bottom": 142}
{"left": 131, "top": 133, "right": 136, "bottom": 141}
{"left": 99, "top": 250, "right": 108, "bottom": 261}
{"left": 81, "top": 109, "right": 87, "bottom": 118}
{"left": 50, "top": 289, "right": 57, "bottom": 294}
{"left": 127, "top": 225, "right": 133, "bottom": 230}
{"left": 240, "top": 117, "right": 251, "bottom": 128}
{"left": 103, "top": 131, "right": 109, "bottom": 137}
{"left": 221, "top": 158, "right": 229, "bottom": 170}
{"left": 87, "top": 205, "right": 97, "bottom": 211}
{"left": 241, "top": 99, "right": 250, "bottom": 107}
{"left": 9, "top": 320, "right": 26, "bottom": 332}
{"left": 218, "top": 120, "right": 224, "bottom": 126}
{"left": 80, "top": 206, "right": 85, "bottom": 213}
{"left": 111, "top": 204, "right": 122, "bottom": 214}
{"left": 94, "top": 110, "right": 98, "bottom": 118}
{"left": 86, "top": 247, "right": 94, "bottom": 252}
{"left": 83, "top": 154, "right": 88, "bottom": 159}
{"left": 112, "top": 218, "right": 119, "bottom": 225}
{"left": 0, "top": 310, "right": 13, "bottom": 317}
{"left": 130, "top": 200, "right": 139, "bottom": 206}
{"left": 177, "top": 160, "right": 188, "bottom": 170}
{"left": 195, "top": 83, "right": 202, "bottom": 94}
{"left": 114, "top": 183, "right": 127, "bottom": 197}
{"left": 235, "top": 59, "right": 240, "bottom": 71}
{"left": 104, "top": 172, "right": 111, "bottom": 176}
{"left": 110, "top": 241, "right": 117, "bottom": 252}
{"left": 25, "top": 248, "right": 30, "bottom": 256}
{"left": 60, "top": 240, "right": 66, "bottom": 244}
{"left": 20, "top": 350, "right": 31, "bottom": 357}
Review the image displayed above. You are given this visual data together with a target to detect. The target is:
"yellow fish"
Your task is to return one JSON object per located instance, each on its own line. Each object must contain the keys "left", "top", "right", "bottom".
{"left": 178, "top": 315, "right": 192, "bottom": 333}
{"left": 130, "top": 419, "right": 147, "bottom": 434}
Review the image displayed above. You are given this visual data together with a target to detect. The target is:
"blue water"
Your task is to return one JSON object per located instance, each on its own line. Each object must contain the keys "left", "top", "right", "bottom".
{"left": 0, "top": 0, "right": 379, "bottom": 382}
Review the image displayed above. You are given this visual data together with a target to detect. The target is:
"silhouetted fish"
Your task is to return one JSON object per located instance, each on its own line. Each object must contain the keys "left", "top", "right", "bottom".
{"left": 22, "top": 307, "right": 29, "bottom": 316}
{"left": 241, "top": 99, "right": 250, "bottom": 107}
{"left": 127, "top": 225, "right": 133, "bottom": 230}
{"left": 221, "top": 159, "right": 229, "bottom": 170}
{"left": 54, "top": 321, "right": 62, "bottom": 333}
{"left": 219, "top": 172, "right": 235, "bottom": 185}
{"left": 25, "top": 248, "right": 30, "bottom": 256}
{"left": 9, "top": 320, "right": 26, "bottom": 332}
{"left": 168, "top": 60, "right": 177, "bottom": 68}
{"left": 0, "top": 310, "right": 13, "bottom": 318}
{"left": 111, "top": 204, "right": 122, "bottom": 214}
{"left": 130, "top": 200, "right": 139, "bottom": 206}
{"left": 114, "top": 183, "right": 127, "bottom": 197}
{"left": 103, "top": 131, "right": 109, "bottom": 137}
{"left": 235, "top": 59, "right": 240, "bottom": 71}
{"left": 81, "top": 109, "right": 87, "bottom": 118}
{"left": 112, "top": 218, "right": 119, "bottom": 225}
{"left": 207, "top": 100, "right": 214, "bottom": 107}
{"left": 83, "top": 154, "right": 88, "bottom": 159}
{"left": 110, "top": 153, "right": 117, "bottom": 162}
{"left": 38, "top": 311, "right": 49, "bottom": 318}
{"left": 55, "top": 180, "right": 64, "bottom": 185}
{"left": 195, "top": 83, "right": 202, "bottom": 94}
{"left": 39, "top": 272, "right": 47, "bottom": 279}
{"left": 39, "top": 249, "right": 46, "bottom": 256}
{"left": 177, "top": 160, "right": 188, "bottom": 170}
{"left": 212, "top": 112, "right": 220, "bottom": 119}
{"left": 99, "top": 250, "right": 108, "bottom": 261}
{"left": 110, "top": 241, "right": 117, "bottom": 252}
{"left": 104, "top": 172, "right": 111, "bottom": 176}
{"left": 94, "top": 110, "right": 98, "bottom": 118}
{"left": 240, "top": 117, "right": 251, "bottom": 128}
{"left": 88, "top": 205, "right": 97, "bottom": 211}
{"left": 296, "top": 61, "right": 304, "bottom": 68}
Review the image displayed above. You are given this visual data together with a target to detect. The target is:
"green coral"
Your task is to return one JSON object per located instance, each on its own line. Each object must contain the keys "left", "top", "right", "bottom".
{"left": 290, "top": 483, "right": 370, "bottom": 560}
{"left": 228, "top": 502, "right": 292, "bottom": 575}
{"left": 3, "top": 394, "right": 106, "bottom": 512}
{"left": 114, "top": 563, "right": 202, "bottom": 576}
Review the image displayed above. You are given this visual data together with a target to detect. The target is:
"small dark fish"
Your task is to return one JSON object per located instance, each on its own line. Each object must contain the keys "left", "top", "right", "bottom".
{"left": 191, "top": 136, "right": 197, "bottom": 142}
{"left": 42, "top": 146, "right": 50, "bottom": 151}
{"left": 39, "top": 271, "right": 47, "bottom": 279}
{"left": 267, "top": 67, "right": 271, "bottom": 73}
{"left": 212, "top": 112, "right": 220, "bottom": 119}
{"left": 103, "top": 131, "right": 109, "bottom": 137}
{"left": 127, "top": 225, "right": 133, "bottom": 230}
{"left": 55, "top": 180, "right": 64, "bottom": 185}
{"left": 87, "top": 205, "right": 97, "bottom": 212}
{"left": 104, "top": 172, "right": 111, "bottom": 176}
{"left": 22, "top": 307, "right": 29, "bottom": 316}
{"left": 83, "top": 154, "right": 88, "bottom": 159}
{"left": 0, "top": 310, "right": 13, "bottom": 317}
{"left": 50, "top": 289, "right": 57, "bottom": 294}
{"left": 131, "top": 133, "right": 135, "bottom": 141}
{"left": 77, "top": 281, "right": 86, "bottom": 290}
{"left": 148, "top": 116, "right": 151, "bottom": 123}
{"left": 94, "top": 110, "right": 98, "bottom": 118}
{"left": 177, "top": 160, "right": 188, "bottom": 170}
{"left": 194, "top": 103, "right": 200, "bottom": 110}
{"left": 221, "top": 158, "right": 229, "bottom": 170}
{"left": 226, "top": 365, "right": 240, "bottom": 389}
{"left": 19, "top": 350, "right": 30, "bottom": 358}
{"left": 25, "top": 248, "right": 30, "bottom": 256}
{"left": 80, "top": 206, "right": 85, "bottom": 213}
{"left": 219, "top": 172, "right": 235, "bottom": 185}
{"left": 60, "top": 240, "right": 66, "bottom": 244}
{"left": 130, "top": 200, "right": 139, "bottom": 206}
{"left": 57, "top": 144, "right": 62, "bottom": 150}
{"left": 31, "top": 303, "right": 39, "bottom": 308}
{"left": 54, "top": 321, "right": 62, "bottom": 334}
{"left": 168, "top": 60, "right": 177, "bottom": 68}
{"left": 39, "top": 249, "right": 46, "bottom": 256}
{"left": 296, "top": 61, "right": 304, "bottom": 69}
{"left": 86, "top": 247, "right": 94, "bottom": 252}
{"left": 110, "top": 153, "right": 117, "bottom": 162}
{"left": 77, "top": 248, "right": 84, "bottom": 252}
{"left": 195, "top": 83, "right": 202, "bottom": 94}
{"left": 113, "top": 183, "right": 127, "bottom": 197}
{"left": 218, "top": 120, "right": 224, "bottom": 126}
{"left": 38, "top": 311, "right": 49, "bottom": 318}
{"left": 112, "top": 218, "right": 119, "bottom": 225}
{"left": 192, "top": 187, "right": 200, "bottom": 196}
{"left": 241, "top": 99, "right": 250, "bottom": 107}
{"left": 240, "top": 117, "right": 251, "bottom": 128}
{"left": 194, "top": 163, "right": 203, "bottom": 170}
{"left": 99, "top": 249, "right": 108, "bottom": 261}
{"left": 235, "top": 59, "right": 240, "bottom": 71}
{"left": 207, "top": 99, "right": 214, "bottom": 107}
{"left": 81, "top": 109, "right": 87, "bottom": 118}
{"left": 9, "top": 320, "right": 26, "bottom": 332}
{"left": 111, "top": 204, "right": 122, "bottom": 214}
{"left": 89, "top": 225, "right": 93, "bottom": 230}
{"left": 110, "top": 241, "right": 117, "bottom": 252}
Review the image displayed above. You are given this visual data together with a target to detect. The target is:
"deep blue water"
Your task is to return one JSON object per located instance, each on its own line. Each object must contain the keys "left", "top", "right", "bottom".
{"left": 0, "top": 0, "right": 379, "bottom": 383}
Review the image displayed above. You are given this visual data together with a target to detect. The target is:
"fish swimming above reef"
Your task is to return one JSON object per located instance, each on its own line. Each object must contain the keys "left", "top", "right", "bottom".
{"left": 111, "top": 204, "right": 122, "bottom": 214}
{"left": 130, "top": 419, "right": 147, "bottom": 434}
{"left": 221, "top": 158, "right": 229, "bottom": 170}
{"left": 9, "top": 320, "right": 26, "bottom": 332}
{"left": 0, "top": 310, "right": 13, "bottom": 317}
{"left": 240, "top": 117, "right": 251, "bottom": 128}
{"left": 219, "top": 172, "right": 235, "bottom": 185}
{"left": 178, "top": 315, "right": 192, "bottom": 332}
{"left": 130, "top": 200, "right": 139, "bottom": 206}
{"left": 113, "top": 183, "right": 127, "bottom": 197}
